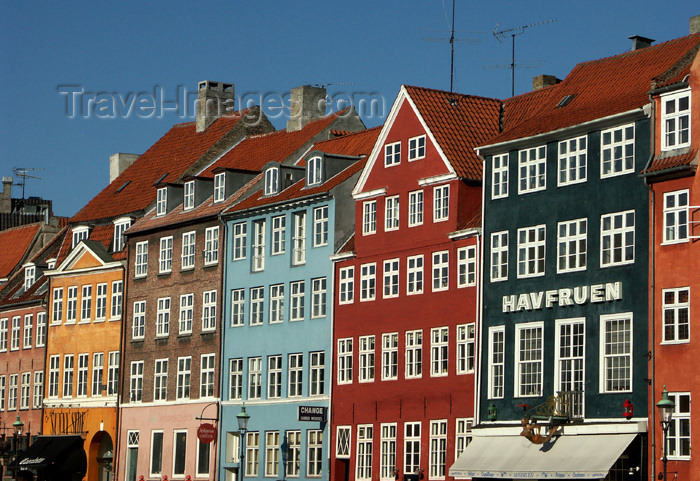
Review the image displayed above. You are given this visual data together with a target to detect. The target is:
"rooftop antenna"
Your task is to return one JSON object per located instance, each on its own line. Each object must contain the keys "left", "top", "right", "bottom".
{"left": 12, "top": 167, "right": 44, "bottom": 202}
{"left": 493, "top": 19, "right": 557, "bottom": 96}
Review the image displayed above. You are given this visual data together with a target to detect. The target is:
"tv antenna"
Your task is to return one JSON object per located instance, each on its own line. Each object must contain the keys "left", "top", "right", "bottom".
{"left": 423, "top": 0, "right": 483, "bottom": 93}
{"left": 12, "top": 167, "right": 44, "bottom": 201}
{"left": 493, "top": 19, "right": 557, "bottom": 96}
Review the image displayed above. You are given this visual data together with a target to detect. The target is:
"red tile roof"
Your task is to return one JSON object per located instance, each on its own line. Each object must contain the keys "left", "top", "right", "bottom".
{"left": 70, "top": 113, "right": 252, "bottom": 223}
{"left": 0, "top": 223, "right": 41, "bottom": 279}
{"left": 404, "top": 86, "right": 501, "bottom": 180}
{"left": 644, "top": 149, "right": 698, "bottom": 174}
{"left": 487, "top": 33, "right": 700, "bottom": 145}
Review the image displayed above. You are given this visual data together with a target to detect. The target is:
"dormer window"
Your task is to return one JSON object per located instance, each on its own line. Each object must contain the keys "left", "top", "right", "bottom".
{"left": 214, "top": 173, "right": 225, "bottom": 203}
{"left": 47, "top": 259, "right": 56, "bottom": 270}
{"left": 156, "top": 187, "right": 167, "bottom": 216}
{"left": 24, "top": 266, "right": 35, "bottom": 291}
{"left": 661, "top": 90, "right": 690, "bottom": 150}
{"left": 113, "top": 218, "right": 132, "bottom": 252}
{"left": 183, "top": 181, "right": 195, "bottom": 210}
{"left": 307, "top": 156, "right": 322, "bottom": 186}
{"left": 264, "top": 167, "right": 280, "bottom": 196}
{"left": 72, "top": 227, "right": 89, "bottom": 248}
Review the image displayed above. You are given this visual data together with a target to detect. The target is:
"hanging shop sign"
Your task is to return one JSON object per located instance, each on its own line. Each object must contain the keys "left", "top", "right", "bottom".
{"left": 197, "top": 423, "right": 217, "bottom": 444}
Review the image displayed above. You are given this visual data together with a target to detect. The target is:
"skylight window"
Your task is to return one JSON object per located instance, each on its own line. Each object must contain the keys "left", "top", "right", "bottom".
{"left": 556, "top": 95, "right": 576, "bottom": 108}
{"left": 154, "top": 173, "right": 169, "bottom": 185}
{"left": 115, "top": 181, "right": 130, "bottom": 193}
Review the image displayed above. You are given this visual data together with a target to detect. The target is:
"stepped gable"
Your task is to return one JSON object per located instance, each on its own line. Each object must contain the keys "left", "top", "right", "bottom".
{"left": 0, "top": 223, "right": 41, "bottom": 280}
{"left": 403, "top": 85, "right": 501, "bottom": 181}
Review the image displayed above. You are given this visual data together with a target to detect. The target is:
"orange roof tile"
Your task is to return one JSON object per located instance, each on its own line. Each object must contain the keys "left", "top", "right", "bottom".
{"left": 0, "top": 223, "right": 41, "bottom": 279}
{"left": 404, "top": 86, "right": 501, "bottom": 180}
{"left": 644, "top": 149, "right": 698, "bottom": 175}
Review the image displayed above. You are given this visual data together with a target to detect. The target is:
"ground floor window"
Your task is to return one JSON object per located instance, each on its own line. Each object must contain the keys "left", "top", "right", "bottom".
{"left": 404, "top": 422, "right": 421, "bottom": 475}
{"left": 286, "top": 430, "right": 301, "bottom": 477}
{"left": 246, "top": 431, "right": 260, "bottom": 477}
{"left": 380, "top": 423, "right": 397, "bottom": 479}
{"left": 150, "top": 431, "right": 163, "bottom": 476}
{"left": 307, "top": 429, "right": 323, "bottom": 477}
{"left": 126, "top": 431, "right": 139, "bottom": 481}
{"left": 429, "top": 420, "right": 447, "bottom": 479}
{"left": 197, "top": 439, "right": 211, "bottom": 476}
{"left": 173, "top": 430, "right": 187, "bottom": 476}
{"left": 668, "top": 392, "right": 691, "bottom": 459}
{"left": 356, "top": 425, "right": 373, "bottom": 479}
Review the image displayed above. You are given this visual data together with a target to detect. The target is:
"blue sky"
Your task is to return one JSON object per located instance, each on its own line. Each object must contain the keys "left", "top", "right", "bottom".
{"left": 1, "top": 1, "right": 698, "bottom": 217}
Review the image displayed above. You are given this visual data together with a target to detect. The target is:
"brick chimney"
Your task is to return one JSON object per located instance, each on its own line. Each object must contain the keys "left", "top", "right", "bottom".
{"left": 532, "top": 74, "right": 560, "bottom": 91}
{"left": 110, "top": 153, "right": 140, "bottom": 183}
{"left": 0, "top": 177, "right": 12, "bottom": 213}
{"left": 287, "top": 85, "right": 327, "bottom": 132}
{"left": 629, "top": 35, "right": 654, "bottom": 50}
{"left": 691, "top": 15, "right": 700, "bottom": 35}
{"left": 196, "top": 81, "right": 236, "bottom": 132}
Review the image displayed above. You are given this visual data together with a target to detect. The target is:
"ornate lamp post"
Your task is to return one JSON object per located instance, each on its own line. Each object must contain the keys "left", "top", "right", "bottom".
{"left": 12, "top": 415, "right": 24, "bottom": 479}
{"left": 237, "top": 404, "right": 250, "bottom": 481}
{"left": 656, "top": 386, "right": 675, "bottom": 481}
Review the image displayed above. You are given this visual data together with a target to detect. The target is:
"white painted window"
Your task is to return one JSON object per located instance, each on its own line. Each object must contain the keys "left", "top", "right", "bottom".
{"left": 433, "top": 185, "right": 449, "bottom": 222}
{"left": 405, "top": 330, "right": 422, "bottom": 379}
{"left": 214, "top": 172, "right": 225, "bottom": 202}
{"left": 252, "top": 220, "right": 265, "bottom": 272}
{"left": 271, "top": 215, "right": 286, "bottom": 255}
{"left": 250, "top": 287, "right": 264, "bottom": 326}
{"left": 81, "top": 285, "right": 92, "bottom": 322}
{"left": 0, "top": 318, "right": 6, "bottom": 352}
{"left": 667, "top": 392, "right": 691, "bottom": 459}
{"left": 151, "top": 431, "right": 164, "bottom": 477}
{"left": 230, "top": 289, "right": 245, "bottom": 327}
{"left": 113, "top": 218, "right": 131, "bottom": 252}
{"left": 339, "top": 266, "right": 354, "bottom": 304}
{"left": 404, "top": 422, "right": 421, "bottom": 475}
{"left": 290, "top": 281, "right": 305, "bottom": 321}
{"left": 663, "top": 190, "right": 689, "bottom": 243}
{"left": 36, "top": 312, "right": 46, "bottom": 347}
{"left": 245, "top": 431, "right": 259, "bottom": 477}
{"left": 229, "top": 358, "right": 243, "bottom": 400}
{"left": 132, "top": 300, "right": 145, "bottom": 339}
{"left": 430, "top": 327, "right": 448, "bottom": 377}
{"left": 286, "top": 430, "right": 301, "bottom": 476}
{"left": 308, "top": 156, "right": 323, "bottom": 185}
{"left": 490, "top": 231, "right": 508, "bottom": 282}
{"left": 156, "top": 297, "right": 170, "bottom": 337}
{"left": 159, "top": 236, "right": 173, "bottom": 273}
{"left": 555, "top": 318, "right": 585, "bottom": 418}
{"left": 71, "top": 226, "right": 89, "bottom": 248}
{"left": 313, "top": 206, "right": 329, "bottom": 247}
{"left": 108, "top": 352, "right": 119, "bottom": 395}
{"left": 200, "top": 353, "right": 216, "bottom": 398}
{"left": 10, "top": 316, "right": 20, "bottom": 350}
{"left": 288, "top": 353, "right": 303, "bottom": 397}
{"left": 408, "top": 190, "right": 424, "bottom": 227}
{"left": 515, "top": 322, "right": 543, "bottom": 397}
{"left": 309, "top": 351, "right": 325, "bottom": 396}
{"left": 52, "top": 288, "right": 63, "bottom": 324}
{"left": 154, "top": 358, "right": 168, "bottom": 401}
{"left": 517, "top": 225, "right": 546, "bottom": 278}
{"left": 601, "top": 124, "right": 635, "bottom": 177}
{"left": 0, "top": 376, "right": 5, "bottom": 408}
{"left": 456, "top": 324, "right": 475, "bottom": 374}
{"left": 488, "top": 326, "right": 505, "bottom": 399}
{"left": 380, "top": 423, "right": 397, "bottom": 480}
{"left": 492, "top": 153, "right": 509, "bottom": 199}
{"left": 359, "top": 335, "right": 375, "bottom": 383}
{"left": 408, "top": 135, "right": 426, "bottom": 161}
{"left": 600, "top": 210, "right": 635, "bottom": 267}
{"left": 176, "top": 356, "right": 191, "bottom": 399}
{"left": 33, "top": 371, "right": 43, "bottom": 408}
{"left": 311, "top": 277, "right": 327, "bottom": 318}
{"left": 24, "top": 265, "right": 35, "bottom": 291}
{"left": 432, "top": 251, "right": 449, "bottom": 291}
{"left": 382, "top": 332, "right": 398, "bottom": 381}
{"left": 202, "top": 290, "right": 216, "bottom": 331}
{"left": 130, "top": 360, "right": 143, "bottom": 402}
{"left": 111, "top": 281, "right": 123, "bottom": 320}
{"left": 77, "top": 353, "right": 88, "bottom": 397}
{"left": 183, "top": 180, "right": 195, "bottom": 210}
{"left": 135, "top": 241, "right": 148, "bottom": 278}
{"left": 336, "top": 426, "right": 351, "bottom": 459}
{"left": 429, "top": 420, "right": 447, "bottom": 479}
{"left": 307, "top": 430, "right": 323, "bottom": 477}
{"left": 173, "top": 431, "right": 187, "bottom": 476}
{"left": 557, "top": 218, "right": 587, "bottom": 273}
{"left": 363, "top": 200, "right": 377, "bottom": 235}
{"left": 265, "top": 431, "right": 280, "bottom": 477}
{"left": 92, "top": 353, "right": 104, "bottom": 397}
{"left": 663, "top": 287, "right": 690, "bottom": 343}
{"left": 204, "top": 226, "right": 219, "bottom": 265}
{"left": 455, "top": 419, "right": 473, "bottom": 460}
{"left": 20, "top": 372, "right": 30, "bottom": 409}
{"left": 600, "top": 313, "right": 632, "bottom": 393}
{"left": 232, "top": 222, "right": 247, "bottom": 260}
{"left": 558, "top": 136, "right": 587, "bottom": 186}
{"left": 518, "top": 145, "right": 547, "bottom": 193}
{"left": 457, "top": 246, "right": 477, "bottom": 287}
{"left": 269, "top": 284, "right": 284, "bottom": 324}
{"left": 385, "top": 141, "right": 401, "bottom": 167}
{"left": 178, "top": 294, "right": 193, "bottom": 334}
{"left": 356, "top": 425, "right": 373, "bottom": 480}
{"left": 156, "top": 187, "right": 167, "bottom": 216}
{"left": 48, "top": 356, "right": 59, "bottom": 398}
{"left": 337, "top": 338, "right": 353, "bottom": 384}
{"left": 67, "top": 286, "right": 78, "bottom": 323}
{"left": 383, "top": 258, "right": 399, "bottom": 298}
{"left": 407, "top": 255, "right": 423, "bottom": 295}
{"left": 360, "top": 263, "right": 376, "bottom": 301}
{"left": 264, "top": 167, "right": 279, "bottom": 195}
{"left": 182, "top": 231, "right": 196, "bottom": 270}
{"left": 22, "top": 314, "right": 32, "bottom": 349}
{"left": 8, "top": 374, "right": 18, "bottom": 408}
{"left": 95, "top": 283, "right": 107, "bottom": 320}
{"left": 293, "top": 212, "right": 306, "bottom": 265}
{"left": 661, "top": 90, "right": 690, "bottom": 150}
{"left": 385, "top": 195, "right": 399, "bottom": 231}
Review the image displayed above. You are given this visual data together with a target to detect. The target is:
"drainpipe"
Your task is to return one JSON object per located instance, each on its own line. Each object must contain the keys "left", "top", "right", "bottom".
{"left": 473, "top": 154, "right": 487, "bottom": 424}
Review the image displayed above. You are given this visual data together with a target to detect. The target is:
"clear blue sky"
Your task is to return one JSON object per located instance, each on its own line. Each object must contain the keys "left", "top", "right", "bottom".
{"left": 1, "top": 1, "right": 698, "bottom": 217}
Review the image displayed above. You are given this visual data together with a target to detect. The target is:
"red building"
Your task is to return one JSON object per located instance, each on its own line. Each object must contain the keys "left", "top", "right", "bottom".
{"left": 642, "top": 22, "right": 700, "bottom": 480}
{"left": 331, "top": 85, "right": 500, "bottom": 481}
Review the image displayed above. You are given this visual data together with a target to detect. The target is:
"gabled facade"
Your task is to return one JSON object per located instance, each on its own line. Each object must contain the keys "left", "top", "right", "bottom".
{"left": 218, "top": 127, "right": 377, "bottom": 481}
{"left": 454, "top": 30, "right": 700, "bottom": 481}
{"left": 331, "top": 86, "right": 500, "bottom": 481}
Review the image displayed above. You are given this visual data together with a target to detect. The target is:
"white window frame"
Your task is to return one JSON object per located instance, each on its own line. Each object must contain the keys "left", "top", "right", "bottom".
{"left": 518, "top": 145, "right": 547, "bottom": 194}
{"left": 95, "top": 283, "right": 107, "bottom": 321}
{"left": 517, "top": 224, "right": 546, "bottom": 278}
{"left": 336, "top": 426, "right": 351, "bottom": 459}
{"left": 33, "top": 371, "right": 44, "bottom": 408}
{"left": 181, "top": 231, "right": 196, "bottom": 270}
{"left": 455, "top": 418, "right": 473, "bottom": 460}
{"left": 77, "top": 353, "right": 89, "bottom": 397}
{"left": 385, "top": 195, "right": 399, "bottom": 231}
{"left": 514, "top": 322, "right": 544, "bottom": 397}
{"left": 385, "top": 141, "right": 401, "bottom": 167}
{"left": 22, "top": 314, "right": 32, "bottom": 349}
{"left": 554, "top": 318, "right": 585, "bottom": 418}
{"left": 490, "top": 231, "right": 508, "bottom": 282}
{"left": 20, "top": 372, "right": 30, "bottom": 409}
{"left": 252, "top": 220, "right": 265, "bottom": 272}
{"left": 667, "top": 392, "right": 691, "bottom": 460}
{"left": 339, "top": 267, "right": 354, "bottom": 304}
{"left": 337, "top": 338, "right": 353, "bottom": 385}
{"left": 52, "top": 288, "right": 63, "bottom": 324}
{"left": 92, "top": 353, "right": 104, "bottom": 397}
{"left": 230, "top": 289, "right": 245, "bottom": 327}
{"left": 360, "top": 263, "right": 376, "bottom": 301}
{"left": 382, "top": 332, "right": 398, "bottom": 381}
{"left": 202, "top": 290, "right": 217, "bottom": 331}
{"left": 130, "top": 360, "right": 143, "bottom": 402}
{"left": 154, "top": 358, "right": 168, "bottom": 401}
{"left": 407, "top": 255, "right": 423, "bottom": 295}
{"left": 433, "top": 185, "right": 449, "bottom": 222}
{"left": 173, "top": 430, "right": 188, "bottom": 477}
{"left": 313, "top": 206, "right": 329, "bottom": 247}
{"left": 232, "top": 222, "right": 247, "bottom": 260}
{"left": 269, "top": 284, "right": 284, "bottom": 324}
{"left": 311, "top": 277, "right": 327, "bottom": 319}
{"left": 286, "top": 430, "right": 301, "bottom": 477}
{"left": 600, "top": 210, "right": 635, "bottom": 267}
{"left": 111, "top": 281, "right": 123, "bottom": 320}
{"left": 248, "top": 357, "right": 262, "bottom": 399}
{"left": 380, "top": 423, "right": 397, "bottom": 480}
{"left": 80, "top": 284, "right": 92, "bottom": 322}
{"left": 363, "top": 200, "right": 377, "bottom": 235}
{"left": 408, "top": 135, "right": 426, "bottom": 161}
{"left": 178, "top": 294, "right": 193, "bottom": 334}
{"left": 36, "top": 312, "right": 46, "bottom": 347}
{"left": 661, "top": 90, "right": 691, "bottom": 150}
{"left": 293, "top": 212, "right": 306, "bottom": 265}
{"left": 430, "top": 327, "right": 449, "bottom": 377}
{"left": 265, "top": 430, "right": 280, "bottom": 477}
{"left": 156, "top": 297, "right": 170, "bottom": 337}
{"left": 599, "top": 313, "right": 633, "bottom": 393}
{"left": 135, "top": 241, "right": 148, "bottom": 278}
{"left": 176, "top": 356, "right": 192, "bottom": 400}
{"left": 662, "top": 287, "right": 690, "bottom": 344}
{"left": 488, "top": 326, "right": 505, "bottom": 399}
{"left": 159, "top": 236, "right": 173, "bottom": 273}
{"left": 383, "top": 259, "right": 399, "bottom": 298}
{"left": 264, "top": 167, "right": 279, "bottom": 196}
{"left": 491, "top": 153, "right": 509, "bottom": 199}
{"left": 358, "top": 335, "right": 375, "bottom": 383}
{"left": 405, "top": 330, "right": 422, "bottom": 379}
{"left": 432, "top": 251, "right": 449, "bottom": 292}
{"left": 557, "top": 218, "right": 587, "bottom": 273}
{"left": 663, "top": 190, "right": 689, "bottom": 244}
{"left": 214, "top": 172, "right": 225, "bottom": 202}
{"left": 113, "top": 218, "right": 132, "bottom": 252}
{"left": 288, "top": 353, "right": 303, "bottom": 398}
{"left": 71, "top": 226, "right": 89, "bottom": 248}
{"left": 456, "top": 324, "right": 475, "bottom": 374}
{"left": 250, "top": 287, "right": 264, "bottom": 326}
{"left": 429, "top": 419, "right": 447, "bottom": 480}
{"left": 24, "top": 265, "right": 35, "bottom": 291}
{"left": 271, "top": 215, "right": 286, "bottom": 255}
{"left": 408, "top": 190, "right": 424, "bottom": 227}
{"left": 245, "top": 431, "right": 259, "bottom": 477}
{"left": 356, "top": 424, "right": 373, "bottom": 480}
{"left": 183, "top": 180, "right": 195, "bottom": 210}
{"left": 601, "top": 123, "right": 635, "bottom": 178}
{"left": 132, "top": 300, "right": 146, "bottom": 339}
{"left": 290, "top": 281, "right": 305, "bottom": 321}
{"left": 308, "top": 156, "right": 323, "bottom": 186}
{"left": 229, "top": 358, "right": 243, "bottom": 400}
{"left": 150, "top": 430, "right": 164, "bottom": 477}
{"left": 457, "top": 246, "right": 477, "bottom": 287}
{"left": 204, "top": 226, "right": 219, "bottom": 265}
{"left": 309, "top": 351, "right": 325, "bottom": 396}
{"left": 10, "top": 316, "right": 20, "bottom": 350}
{"left": 404, "top": 422, "right": 421, "bottom": 475}
{"left": 558, "top": 136, "right": 587, "bottom": 186}
{"left": 307, "top": 429, "right": 323, "bottom": 477}
{"left": 156, "top": 187, "right": 167, "bottom": 216}
{"left": 200, "top": 353, "right": 216, "bottom": 398}
{"left": 108, "top": 351, "right": 119, "bottom": 396}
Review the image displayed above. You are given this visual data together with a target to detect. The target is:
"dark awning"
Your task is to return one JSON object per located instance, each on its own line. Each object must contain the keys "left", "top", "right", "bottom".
{"left": 13, "top": 435, "right": 86, "bottom": 477}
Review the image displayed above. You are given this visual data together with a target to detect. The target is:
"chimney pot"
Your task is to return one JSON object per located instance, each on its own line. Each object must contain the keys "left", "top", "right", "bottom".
{"left": 629, "top": 35, "right": 654, "bottom": 50}
{"left": 532, "top": 74, "right": 560, "bottom": 91}
{"left": 196, "top": 80, "right": 236, "bottom": 132}
{"left": 691, "top": 15, "right": 700, "bottom": 35}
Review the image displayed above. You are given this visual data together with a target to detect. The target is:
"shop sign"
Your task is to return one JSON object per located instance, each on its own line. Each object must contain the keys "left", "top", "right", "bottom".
{"left": 298, "top": 406, "right": 327, "bottom": 422}
{"left": 503, "top": 281, "right": 622, "bottom": 313}
{"left": 197, "top": 423, "right": 217, "bottom": 444}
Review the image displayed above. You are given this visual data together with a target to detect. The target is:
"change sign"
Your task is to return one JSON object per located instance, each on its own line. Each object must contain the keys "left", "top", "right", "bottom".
{"left": 298, "top": 406, "right": 327, "bottom": 422}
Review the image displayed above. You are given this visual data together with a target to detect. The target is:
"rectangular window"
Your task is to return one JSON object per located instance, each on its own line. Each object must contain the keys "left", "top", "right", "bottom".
{"left": 601, "top": 210, "right": 635, "bottom": 267}
{"left": 248, "top": 357, "right": 262, "bottom": 399}
{"left": 363, "top": 201, "right": 377, "bottom": 235}
{"left": 173, "top": 431, "right": 187, "bottom": 476}
{"left": 111, "top": 281, "right": 123, "bottom": 320}
{"left": 177, "top": 356, "right": 192, "bottom": 399}
{"left": 267, "top": 355, "right": 282, "bottom": 399}
{"left": 404, "top": 422, "right": 421, "bottom": 474}
{"left": 108, "top": 352, "right": 119, "bottom": 396}
{"left": 430, "top": 327, "right": 449, "bottom": 377}
{"left": 196, "top": 440, "right": 210, "bottom": 477}
{"left": 517, "top": 225, "right": 546, "bottom": 278}
{"left": 11, "top": 316, "right": 20, "bottom": 350}
{"left": 601, "top": 124, "right": 635, "bottom": 177}
{"left": 489, "top": 326, "right": 505, "bottom": 399}
{"left": 231, "top": 289, "right": 245, "bottom": 327}
{"left": 271, "top": 215, "right": 286, "bottom": 255}
{"left": 433, "top": 185, "right": 449, "bottom": 222}
{"left": 490, "top": 231, "right": 508, "bottom": 282}
{"left": 63, "top": 355, "right": 74, "bottom": 397}
{"left": 0, "top": 376, "right": 5, "bottom": 408}
{"left": 246, "top": 432, "right": 260, "bottom": 477}
{"left": 385, "top": 141, "right": 401, "bottom": 166}
{"left": 150, "top": 431, "right": 164, "bottom": 476}
{"left": 132, "top": 301, "right": 145, "bottom": 339}
{"left": 154, "top": 358, "right": 168, "bottom": 401}
{"left": 130, "top": 360, "right": 143, "bottom": 402}
{"left": 232, "top": 222, "right": 247, "bottom": 260}
{"left": 290, "top": 281, "right": 305, "bottom": 321}
{"left": 156, "top": 297, "right": 170, "bottom": 337}
{"left": 385, "top": 195, "right": 399, "bottom": 231}
{"left": 313, "top": 206, "right": 329, "bottom": 247}
{"left": 662, "top": 91, "right": 690, "bottom": 150}
{"left": 23, "top": 314, "right": 32, "bottom": 349}
{"left": 663, "top": 287, "right": 690, "bottom": 343}
{"left": 518, "top": 145, "right": 547, "bottom": 193}
{"left": 252, "top": 220, "right": 265, "bottom": 272}
{"left": 600, "top": 313, "right": 632, "bottom": 393}
{"left": 667, "top": 392, "right": 691, "bottom": 459}
{"left": 183, "top": 181, "right": 195, "bottom": 210}
{"left": 91, "top": 353, "right": 104, "bottom": 397}
{"left": 380, "top": 423, "right": 397, "bottom": 480}
{"left": 286, "top": 430, "right": 301, "bottom": 477}
{"left": 8, "top": 374, "right": 17, "bottom": 410}
{"left": 429, "top": 420, "right": 447, "bottom": 479}
{"left": 555, "top": 318, "right": 585, "bottom": 418}
{"left": 265, "top": 431, "right": 280, "bottom": 477}
{"left": 356, "top": 425, "right": 373, "bottom": 480}
{"left": 52, "top": 288, "right": 63, "bottom": 323}
{"left": 159, "top": 237, "right": 173, "bottom": 273}
{"left": 288, "top": 353, "right": 303, "bottom": 397}
{"left": 204, "top": 226, "right": 219, "bottom": 265}
{"left": 24, "top": 265, "right": 35, "bottom": 291}
{"left": 66, "top": 286, "right": 77, "bottom": 323}
{"left": 36, "top": 312, "right": 46, "bottom": 347}
{"left": 308, "top": 156, "right": 323, "bottom": 185}
{"left": 337, "top": 338, "right": 353, "bottom": 384}
{"left": 20, "top": 372, "right": 30, "bottom": 409}
{"left": 336, "top": 426, "right": 351, "bottom": 459}
{"left": 214, "top": 172, "right": 225, "bottom": 202}
{"left": 360, "top": 263, "right": 376, "bottom": 301}
{"left": 200, "top": 353, "right": 215, "bottom": 398}
{"left": 202, "top": 290, "right": 217, "bottom": 331}
{"left": 558, "top": 136, "right": 587, "bottom": 186}
{"left": 457, "top": 246, "right": 477, "bottom": 287}
{"left": 135, "top": 241, "right": 148, "bottom": 278}
{"left": 456, "top": 324, "right": 475, "bottom": 374}
{"left": 81, "top": 285, "right": 92, "bottom": 322}
{"left": 359, "top": 335, "right": 375, "bottom": 383}
{"left": 33, "top": 371, "right": 43, "bottom": 408}
{"left": 407, "top": 255, "right": 423, "bottom": 295}
{"left": 310, "top": 351, "right": 324, "bottom": 396}
{"left": 383, "top": 259, "right": 399, "bottom": 298}
{"left": 557, "top": 218, "right": 587, "bottom": 272}
{"left": 307, "top": 430, "right": 323, "bottom": 477}
{"left": 48, "top": 356, "right": 59, "bottom": 398}
{"left": 179, "top": 294, "right": 194, "bottom": 334}
{"left": 77, "top": 353, "right": 89, "bottom": 397}
{"left": 405, "top": 330, "right": 423, "bottom": 379}
{"left": 0, "top": 318, "right": 6, "bottom": 352}
{"left": 455, "top": 419, "right": 473, "bottom": 460}
{"left": 432, "top": 251, "right": 449, "bottom": 291}
{"left": 268, "top": 284, "right": 284, "bottom": 324}
{"left": 382, "top": 333, "right": 399, "bottom": 381}
{"left": 311, "top": 278, "right": 327, "bottom": 318}
{"left": 293, "top": 212, "right": 306, "bottom": 265}
{"left": 250, "top": 287, "right": 264, "bottom": 326}
{"left": 492, "top": 153, "right": 509, "bottom": 199}
{"left": 339, "top": 267, "right": 354, "bottom": 304}
{"left": 71, "top": 227, "right": 88, "bottom": 248}
{"left": 515, "top": 322, "right": 543, "bottom": 397}
{"left": 409, "top": 190, "right": 424, "bottom": 227}
{"left": 663, "top": 190, "right": 689, "bottom": 243}
{"left": 409, "top": 135, "right": 426, "bottom": 160}
{"left": 95, "top": 283, "right": 107, "bottom": 320}
{"left": 229, "top": 358, "right": 243, "bottom": 400}
{"left": 156, "top": 187, "right": 167, "bottom": 215}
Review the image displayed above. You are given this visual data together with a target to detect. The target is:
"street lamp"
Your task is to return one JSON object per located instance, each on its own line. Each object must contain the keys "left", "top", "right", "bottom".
{"left": 12, "top": 415, "right": 24, "bottom": 479}
{"left": 237, "top": 404, "right": 250, "bottom": 481}
{"left": 656, "top": 386, "right": 675, "bottom": 481}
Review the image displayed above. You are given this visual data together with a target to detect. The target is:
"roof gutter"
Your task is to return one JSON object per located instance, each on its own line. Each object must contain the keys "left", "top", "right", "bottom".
{"left": 220, "top": 192, "right": 329, "bottom": 220}
{"left": 648, "top": 81, "right": 689, "bottom": 96}
{"left": 640, "top": 164, "right": 695, "bottom": 178}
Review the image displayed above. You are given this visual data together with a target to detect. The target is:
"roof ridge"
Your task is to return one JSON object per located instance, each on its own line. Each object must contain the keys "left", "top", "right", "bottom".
{"left": 0, "top": 222, "right": 43, "bottom": 234}
{"left": 404, "top": 84, "right": 502, "bottom": 103}
{"left": 575, "top": 32, "right": 700, "bottom": 68}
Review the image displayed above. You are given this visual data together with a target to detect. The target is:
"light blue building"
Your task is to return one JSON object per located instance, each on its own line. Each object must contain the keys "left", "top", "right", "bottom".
{"left": 218, "top": 128, "right": 379, "bottom": 481}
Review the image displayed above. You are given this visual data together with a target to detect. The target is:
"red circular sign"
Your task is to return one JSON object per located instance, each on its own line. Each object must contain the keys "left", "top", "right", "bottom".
{"left": 197, "top": 423, "right": 217, "bottom": 444}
